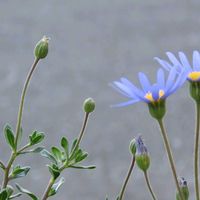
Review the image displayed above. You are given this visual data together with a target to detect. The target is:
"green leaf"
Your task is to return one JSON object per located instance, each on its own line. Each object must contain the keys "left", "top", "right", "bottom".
{"left": 75, "top": 151, "right": 88, "bottom": 163}
{"left": 29, "top": 131, "right": 45, "bottom": 145}
{"left": 4, "top": 125, "right": 15, "bottom": 151}
{"left": 0, "top": 189, "right": 8, "bottom": 200}
{"left": 6, "top": 185, "right": 14, "bottom": 197}
{"left": 48, "top": 177, "right": 65, "bottom": 197}
{"left": 48, "top": 164, "right": 60, "bottom": 179}
{"left": 70, "top": 165, "right": 96, "bottom": 169}
{"left": 10, "top": 166, "right": 30, "bottom": 180}
{"left": 15, "top": 184, "right": 38, "bottom": 200}
{"left": 8, "top": 193, "right": 22, "bottom": 199}
{"left": 70, "top": 138, "right": 78, "bottom": 153}
{"left": 40, "top": 149, "right": 57, "bottom": 164}
{"left": 18, "top": 147, "right": 44, "bottom": 155}
{"left": 51, "top": 147, "right": 62, "bottom": 162}
{"left": 61, "top": 137, "right": 69, "bottom": 158}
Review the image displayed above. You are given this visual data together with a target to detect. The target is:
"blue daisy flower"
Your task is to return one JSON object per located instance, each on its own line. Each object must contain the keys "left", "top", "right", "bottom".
{"left": 111, "top": 68, "right": 186, "bottom": 107}
{"left": 155, "top": 51, "right": 200, "bottom": 82}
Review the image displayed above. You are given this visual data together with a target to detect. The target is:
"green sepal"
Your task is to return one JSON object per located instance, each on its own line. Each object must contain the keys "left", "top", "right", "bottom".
{"left": 9, "top": 165, "right": 30, "bottom": 180}
{"left": 4, "top": 125, "right": 16, "bottom": 151}
{"left": 176, "top": 186, "right": 189, "bottom": 200}
{"left": 29, "top": 131, "right": 45, "bottom": 145}
{"left": 15, "top": 184, "right": 38, "bottom": 200}
{"left": 189, "top": 81, "right": 200, "bottom": 103}
{"left": 48, "top": 177, "right": 65, "bottom": 197}
{"left": 135, "top": 154, "right": 150, "bottom": 172}
{"left": 148, "top": 100, "right": 166, "bottom": 120}
{"left": 48, "top": 164, "right": 60, "bottom": 180}
{"left": 34, "top": 36, "right": 49, "bottom": 59}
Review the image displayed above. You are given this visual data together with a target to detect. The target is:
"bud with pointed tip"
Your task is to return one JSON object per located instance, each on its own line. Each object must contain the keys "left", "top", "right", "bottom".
{"left": 34, "top": 36, "right": 49, "bottom": 59}
{"left": 83, "top": 98, "right": 95, "bottom": 113}
{"left": 135, "top": 136, "right": 150, "bottom": 172}
{"left": 176, "top": 177, "right": 189, "bottom": 200}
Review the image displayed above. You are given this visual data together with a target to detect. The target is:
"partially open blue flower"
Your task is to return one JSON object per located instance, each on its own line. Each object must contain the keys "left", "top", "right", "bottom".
{"left": 111, "top": 68, "right": 186, "bottom": 107}
{"left": 155, "top": 51, "right": 200, "bottom": 82}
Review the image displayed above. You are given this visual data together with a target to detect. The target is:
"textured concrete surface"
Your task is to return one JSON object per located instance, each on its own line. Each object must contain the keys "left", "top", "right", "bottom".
{"left": 0, "top": 0, "right": 200, "bottom": 199}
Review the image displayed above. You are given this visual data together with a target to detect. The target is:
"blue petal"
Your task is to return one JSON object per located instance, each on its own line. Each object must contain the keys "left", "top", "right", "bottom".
{"left": 166, "top": 52, "right": 182, "bottom": 67}
{"left": 151, "top": 84, "right": 159, "bottom": 100}
{"left": 157, "top": 68, "right": 165, "bottom": 89}
{"left": 193, "top": 51, "right": 200, "bottom": 71}
{"left": 120, "top": 78, "right": 146, "bottom": 100}
{"left": 154, "top": 57, "right": 173, "bottom": 71}
{"left": 110, "top": 83, "right": 132, "bottom": 98}
{"left": 111, "top": 99, "right": 140, "bottom": 107}
{"left": 179, "top": 52, "right": 191, "bottom": 69}
{"left": 138, "top": 72, "right": 151, "bottom": 92}
{"left": 165, "top": 67, "right": 177, "bottom": 92}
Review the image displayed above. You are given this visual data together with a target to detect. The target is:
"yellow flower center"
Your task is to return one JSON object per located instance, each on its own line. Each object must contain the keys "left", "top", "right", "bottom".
{"left": 145, "top": 90, "right": 165, "bottom": 102}
{"left": 188, "top": 71, "right": 200, "bottom": 81}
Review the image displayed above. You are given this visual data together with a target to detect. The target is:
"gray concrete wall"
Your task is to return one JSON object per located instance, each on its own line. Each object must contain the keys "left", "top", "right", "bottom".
{"left": 0, "top": 0, "right": 199, "bottom": 199}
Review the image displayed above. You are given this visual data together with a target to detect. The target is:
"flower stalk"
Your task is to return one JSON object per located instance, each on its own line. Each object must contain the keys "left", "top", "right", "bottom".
{"left": 157, "top": 119, "right": 184, "bottom": 200}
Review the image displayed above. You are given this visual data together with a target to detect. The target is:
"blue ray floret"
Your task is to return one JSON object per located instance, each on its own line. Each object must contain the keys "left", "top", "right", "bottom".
{"left": 111, "top": 68, "right": 187, "bottom": 107}
{"left": 155, "top": 51, "right": 200, "bottom": 82}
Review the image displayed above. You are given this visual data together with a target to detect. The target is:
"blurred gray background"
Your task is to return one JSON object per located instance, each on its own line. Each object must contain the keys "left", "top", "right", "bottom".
{"left": 0, "top": 0, "right": 199, "bottom": 199}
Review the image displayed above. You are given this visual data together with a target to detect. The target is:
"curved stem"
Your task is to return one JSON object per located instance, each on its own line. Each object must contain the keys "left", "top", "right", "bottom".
{"left": 118, "top": 156, "right": 135, "bottom": 200}
{"left": 15, "top": 58, "right": 40, "bottom": 150}
{"left": 194, "top": 102, "right": 200, "bottom": 200}
{"left": 41, "top": 177, "right": 55, "bottom": 200}
{"left": 1, "top": 58, "right": 40, "bottom": 189}
{"left": 157, "top": 119, "right": 184, "bottom": 200}
{"left": 144, "top": 171, "right": 157, "bottom": 200}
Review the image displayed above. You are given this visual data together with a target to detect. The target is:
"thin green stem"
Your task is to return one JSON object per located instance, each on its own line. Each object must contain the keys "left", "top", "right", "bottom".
{"left": 194, "top": 102, "right": 200, "bottom": 200}
{"left": 1, "top": 58, "right": 40, "bottom": 189}
{"left": 144, "top": 171, "right": 157, "bottom": 200}
{"left": 41, "top": 177, "right": 55, "bottom": 200}
{"left": 15, "top": 58, "right": 40, "bottom": 150}
{"left": 118, "top": 156, "right": 135, "bottom": 200}
{"left": 157, "top": 119, "right": 184, "bottom": 200}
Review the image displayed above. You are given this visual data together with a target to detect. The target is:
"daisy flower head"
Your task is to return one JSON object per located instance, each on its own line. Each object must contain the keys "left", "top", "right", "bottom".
{"left": 111, "top": 67, "right": 186, "bottom": 119}
{"left": 155, "top": 51, "right": 200, "bottom": 82}
{"left": 155, "top": 51, "right": 200, "bottom": 102}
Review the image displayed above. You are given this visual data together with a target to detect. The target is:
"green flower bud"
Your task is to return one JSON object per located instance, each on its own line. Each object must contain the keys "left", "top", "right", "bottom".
{"left": 176, "top": 177, "right": 189, "bottom": 200}
{"left": 129, "top": 138, "right": 136, "bottom": 156}
{"left": 135, "top": 136, "right": 150, "bottom": 172}
{"left": 189, "top": 81, "right": 200, "bottom": 103}
{"left": 34, "top": 36, "right": 49, "bottom": 59}
{"left": 148, "top": 100, "right": 166, "bottom": 120}
{"left": 83, "top": 98, "right": 95, "bottom": 113}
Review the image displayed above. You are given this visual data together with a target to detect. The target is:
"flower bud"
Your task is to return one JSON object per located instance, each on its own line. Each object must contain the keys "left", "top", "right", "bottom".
{"left": 83, "top": 98, "right": 95, "bottom": 113}
{"left": 129, "top": 138, "right": 136, "bottom": 156}
{"left": 189, "top": 81, "right": 200, "bottom": 103}
{"left": 135, "top": 136, "right": 150, "bottom": 172}
{"left": 34, "top": 36, "right": 49, "bottom": 59}
{"left": 148, "top": 100, "right": 166, "bottom": 120}
{"left": 176, "top": 177, "right": 189, "bottom": 200}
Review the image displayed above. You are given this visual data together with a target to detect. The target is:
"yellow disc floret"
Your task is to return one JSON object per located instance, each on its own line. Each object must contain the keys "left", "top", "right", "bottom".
{"left": 145, "top": 90, "right": 165, "bottom": 102}
{"left": 188, "top": 71, "right": 200, "bottom": 81}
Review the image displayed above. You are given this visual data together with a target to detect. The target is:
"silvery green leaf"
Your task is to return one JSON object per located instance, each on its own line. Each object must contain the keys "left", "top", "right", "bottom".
{"left": 70, "top": 165, "right": 96, "bottom": 169}
{"left": 18, "top": 147, "right": 44, "bottom": 155}
{"left": 8, "top": 193, "right": 22, "bottom": 199}
{"left": 4, "top": 124, "right": 15, "bottom": 151}
{"left": 48, "top": 177, "right": 65, "bottom": 197}
{"left": 29, "top": 131, "right": 45, "bottom": 145}
{"left": 0, "top": 189, "right": 8, "bottom": 200}
{"left": 40, "top": 149, "right": 57, "bottom": 164}
{"left": 10, "top": 166, "right": 30, "bottom": 180}
{"left": 15, "top": 184, "right": 38, "bottom": 200}
{"left": 61, "top": 137, "right": 69, "bottom": 159}
{"left": 51, "top": 147, "right": 62, "bottom": 162}
{"left": 48, "top": 164, "right": 60, "bottom": 179}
